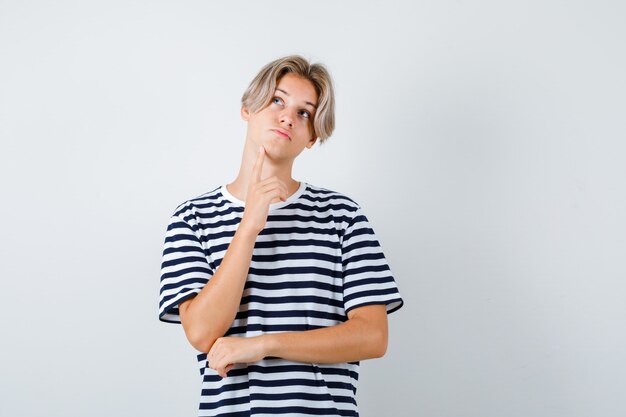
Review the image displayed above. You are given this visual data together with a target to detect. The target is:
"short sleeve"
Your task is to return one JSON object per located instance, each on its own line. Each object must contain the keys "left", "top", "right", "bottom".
{"left": 341, "top": 206, "right": 404, "bottom": 315}
{"left": 158, "top": 211, "right": 214, "bottom": 323}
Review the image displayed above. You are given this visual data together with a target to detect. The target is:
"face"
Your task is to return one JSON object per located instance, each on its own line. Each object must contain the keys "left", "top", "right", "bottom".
{"left": 241, "top": 72, "right": 319, "bottom": 162}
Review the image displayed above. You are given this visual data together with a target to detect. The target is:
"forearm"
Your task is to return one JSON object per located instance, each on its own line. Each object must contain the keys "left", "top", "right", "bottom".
{"left": 181, "top": 225, "right": 257, "bottom": 351}
{"left": 261, "top": 315, "right": 387, "bottom": 364}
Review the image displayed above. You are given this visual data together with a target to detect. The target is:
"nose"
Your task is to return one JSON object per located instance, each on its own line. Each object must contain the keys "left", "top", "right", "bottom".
{"left": 279, "top": 108, "right": 295, "bottom": 127}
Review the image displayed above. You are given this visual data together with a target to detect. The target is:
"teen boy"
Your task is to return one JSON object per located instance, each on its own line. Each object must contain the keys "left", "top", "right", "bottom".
{"left": 159, "top": 55, "right": 403, "bottom": 416}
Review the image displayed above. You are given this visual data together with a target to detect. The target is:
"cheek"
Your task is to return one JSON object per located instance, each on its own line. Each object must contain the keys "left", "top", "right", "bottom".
{"left": 305, "top": 119, "right": 315, "bottom": 134}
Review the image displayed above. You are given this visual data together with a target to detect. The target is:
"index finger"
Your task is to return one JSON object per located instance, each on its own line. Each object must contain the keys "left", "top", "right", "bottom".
{"left": 250, "top": 146, "right": 265, "bottom": 185}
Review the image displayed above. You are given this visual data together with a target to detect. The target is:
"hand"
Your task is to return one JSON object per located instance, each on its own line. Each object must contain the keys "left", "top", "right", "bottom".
{"left": 239, "top": 146, "right": 289, "bottom": 235}
{"left": 207, "top": 336, "right": 267, "bottom": 378}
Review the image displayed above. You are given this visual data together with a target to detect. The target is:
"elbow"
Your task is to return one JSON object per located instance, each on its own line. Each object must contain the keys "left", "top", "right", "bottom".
{"left": 179, "top": 301, "right": 222, "bottom": 352}
{"left": 372, "top": 332, "right": 388, "bottom": 358}
{"left": 186, "top": 327, "right": 220, "bottom": 353}
{"left": 185, "top": 323, "right": 225, "bottom": 353}
{"left": 351, "top": 310, "right": 389, "bottom": 359}
{"left": 188, "top": 332, "right": 215, "bottom": 353}
{"left": 182, "top": 319, "right": 221, "bottom": 353}
{"left": 368, "top": 326, "right": 388, "bottom": 359}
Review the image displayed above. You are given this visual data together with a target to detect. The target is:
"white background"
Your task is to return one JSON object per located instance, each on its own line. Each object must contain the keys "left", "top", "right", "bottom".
{"left": 1, "top": 1, "right": 625, "bottom": 416}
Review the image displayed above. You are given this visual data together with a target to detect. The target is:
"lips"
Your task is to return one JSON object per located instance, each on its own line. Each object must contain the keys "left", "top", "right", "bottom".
{"left": 272, "top": 129, "right": 291, "bottom": 140}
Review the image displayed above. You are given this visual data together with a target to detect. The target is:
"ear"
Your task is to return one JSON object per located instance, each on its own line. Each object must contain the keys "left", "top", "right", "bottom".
{"left": 306, "top": 136, "right": 318, "bottom": 149}
{"left": 240, "top": 105, "right": 250, "bottom": 121}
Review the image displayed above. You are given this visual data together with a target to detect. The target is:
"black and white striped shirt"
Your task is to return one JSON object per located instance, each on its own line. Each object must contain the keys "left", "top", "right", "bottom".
{"left": 159, "top": 181, "right": 403, "bottom": 417}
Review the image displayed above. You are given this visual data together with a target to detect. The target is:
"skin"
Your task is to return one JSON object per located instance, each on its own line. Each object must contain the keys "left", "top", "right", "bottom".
{"left": 228, "top": 71, "right": 321, "bottom": 202}
{"left": 179, "top": 72, "right": 389, "bottom": 378}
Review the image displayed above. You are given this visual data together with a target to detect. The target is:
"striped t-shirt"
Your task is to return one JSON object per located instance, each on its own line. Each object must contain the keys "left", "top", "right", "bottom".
{"left": 159, "top": 181, "right": 404, "bottom": 417}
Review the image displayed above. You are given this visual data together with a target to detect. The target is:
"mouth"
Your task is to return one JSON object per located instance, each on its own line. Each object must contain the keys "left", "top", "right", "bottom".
{"left": 272, "top": 129, "right": 291, "bottom": 140}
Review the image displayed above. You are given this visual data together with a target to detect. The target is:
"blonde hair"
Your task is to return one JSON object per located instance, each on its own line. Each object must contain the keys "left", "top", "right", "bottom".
{"left": 241, "top": 55, "right": 335, "bottom": 145}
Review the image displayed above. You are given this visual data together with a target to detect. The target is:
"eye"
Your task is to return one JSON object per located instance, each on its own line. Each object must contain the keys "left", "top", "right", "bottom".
{"left": 299, "top": 110, "right": 311, "bottom": 119}
{"left": 272, "top": 96, "right": 284, "bottom": 105}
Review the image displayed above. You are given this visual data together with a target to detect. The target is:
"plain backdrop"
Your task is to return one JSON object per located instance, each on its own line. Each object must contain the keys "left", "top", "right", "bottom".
{"left": 1, "top": 1, "right": 625, "bottom": 416}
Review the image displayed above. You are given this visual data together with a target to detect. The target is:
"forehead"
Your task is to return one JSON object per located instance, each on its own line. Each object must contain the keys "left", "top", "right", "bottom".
{"left": 275, "top": 73, "right": 318, "bottom": 107}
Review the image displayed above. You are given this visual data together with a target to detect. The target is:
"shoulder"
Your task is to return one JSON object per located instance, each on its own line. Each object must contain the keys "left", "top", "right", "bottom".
{"left": 303, "top": 182, "right": 365, "bottom": 228}
{"left": 170, "top": 185, "right": 224, "bottom": 220}
{"left": 304, "top": 182, "right": 361, "bottom": 210}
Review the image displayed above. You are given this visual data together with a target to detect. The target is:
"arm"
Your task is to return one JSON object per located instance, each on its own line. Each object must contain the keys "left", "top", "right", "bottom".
{"left": 265, "top": 303, "right": 388, "bottom": 362}
{"left": 207, "top": 304, "right": 388, "bottom": 377}
{"left": 178, "top": 226, "right": 258, "bottom": 352}
{"left": 179, "top": 146, "right": 289, "bottom": 352}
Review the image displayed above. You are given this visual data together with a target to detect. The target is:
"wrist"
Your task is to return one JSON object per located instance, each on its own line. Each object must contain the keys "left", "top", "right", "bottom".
{"left": 259, "top": 333, "right": 278, "bottom": 358}
{"left": 236, "top": 222, "right": 259, "bottom": 239}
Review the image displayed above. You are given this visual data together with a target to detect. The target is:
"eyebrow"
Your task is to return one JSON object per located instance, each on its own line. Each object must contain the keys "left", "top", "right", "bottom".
{"left": 275, "top": 88, "right": 317, "bottom": 110}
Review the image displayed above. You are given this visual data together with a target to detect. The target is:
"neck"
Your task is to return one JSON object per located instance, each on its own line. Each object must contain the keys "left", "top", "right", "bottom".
{"left": 227, "top": 139, "right": 300, "bottom": 202}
